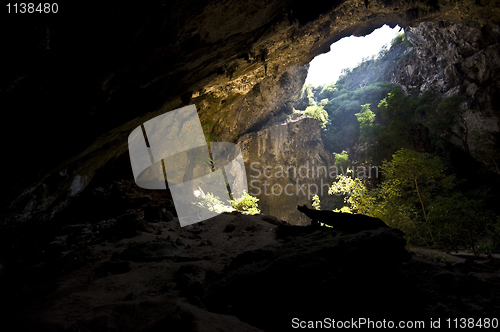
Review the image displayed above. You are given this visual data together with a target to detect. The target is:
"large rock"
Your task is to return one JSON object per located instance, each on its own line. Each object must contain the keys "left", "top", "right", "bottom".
{"left": 237, "top": 114, "right": 336, "bottom": 225}
{"left": 200, "top": 226, "right": 412, "bottom": 331}
{"left": 394, "top": 21, "right": 500, "bottom": 167}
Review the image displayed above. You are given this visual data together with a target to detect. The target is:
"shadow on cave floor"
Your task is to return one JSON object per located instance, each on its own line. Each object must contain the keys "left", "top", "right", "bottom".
{"left": 1, "top": 179, "right": 500, "bottom": 331}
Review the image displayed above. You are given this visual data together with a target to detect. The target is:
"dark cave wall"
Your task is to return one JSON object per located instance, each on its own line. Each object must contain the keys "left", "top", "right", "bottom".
{"left": 1, "top": 0, "right": 500, "bottom": 229}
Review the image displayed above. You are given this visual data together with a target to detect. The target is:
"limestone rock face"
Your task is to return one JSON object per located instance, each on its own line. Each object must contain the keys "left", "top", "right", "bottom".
{"left": 396, "top": 21, "right": 500, "bottom": 95}
{"left": 203, "top": 64, "right": 310, "bottom": 143}
{"left": 237, "top": 114, "right": 335, "bottom": 225}
{"left": 394, "top": 21, "right": 500, "bottom": 165}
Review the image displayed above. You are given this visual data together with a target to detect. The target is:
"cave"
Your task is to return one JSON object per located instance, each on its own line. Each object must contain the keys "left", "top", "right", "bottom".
{"left": 2, "top": 1, "right": 500, "bottom": 331}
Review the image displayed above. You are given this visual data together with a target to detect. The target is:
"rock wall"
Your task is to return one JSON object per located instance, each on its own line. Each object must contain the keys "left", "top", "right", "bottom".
{"left": 394, "top": 21, "right": 500, "bottom": 168}
{"left": 200, "top": 64, "right": 310, "bottom": 143}
{"left": 237, "top": 114, "right": 336, "bottom": 225}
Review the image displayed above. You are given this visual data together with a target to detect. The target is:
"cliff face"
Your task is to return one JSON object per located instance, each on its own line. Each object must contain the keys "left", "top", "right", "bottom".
{"left": 394, "top": 21, "right": 500, "bottom": 166}
{"left": 2, "top": 0, "right": 500, "bottom": 228}
{"left": 203, "top": 64, "right": 310, "bottom": 143}
{"left": 237, "top": 114, "right": 335, "bottom": 225}
{"left": 220, "top": 64, "right": 336, "bottom": 225}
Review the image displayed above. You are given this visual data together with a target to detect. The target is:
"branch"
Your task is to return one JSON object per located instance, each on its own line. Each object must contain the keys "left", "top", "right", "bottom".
{"left": 413, "top": 177, "right": 435, "bottom": 247}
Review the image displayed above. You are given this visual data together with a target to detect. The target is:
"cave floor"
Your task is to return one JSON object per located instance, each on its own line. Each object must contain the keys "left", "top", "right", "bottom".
{"left": 2, "top": 180, "right": 500, "bottom": 331}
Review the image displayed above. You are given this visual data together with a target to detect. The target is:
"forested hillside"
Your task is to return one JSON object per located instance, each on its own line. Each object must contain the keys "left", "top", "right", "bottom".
{"left": 294, "top": 32, "right": 500, "bottom": 254}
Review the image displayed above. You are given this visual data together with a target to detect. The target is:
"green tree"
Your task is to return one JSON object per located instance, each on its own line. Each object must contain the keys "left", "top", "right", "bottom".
{"left": 373, "top": 148, "right": 449, "bottom": 247}
{"left": 328, "top": 172, "right": 373, "bottom": 214}
{"left": 424, "top": 94, "right": 469, "bottom": 152}
{"left": 364, "top": 148, "right": 499, "bottom": 254}
{"left": 304, "top": 84, "right": 317, "bottom": 106}
{"left": 427, "top": 194, "right": 491, "bottom": 255}
{"left": 368, "top": 87, "right": 442, "bottom": 164}
{"left": 321, "top": 82, "right": 395, "bottom": 152}
{"left": 319, "top": 83, "right": 338, "bottom": 100}
{"left": 391, "top": 32, "right": 410, "bottom": 47}
{"left": 230, "top": 191, "right": 260, "bottom": 215}
{"left": 333, "top": 150, "right": 351, "bottom": 172}
{"left": 355, "top": 103, "right": 376, "bottom": 141}
{"left": 303, "top": 105, "right": 329, "bottom": 129}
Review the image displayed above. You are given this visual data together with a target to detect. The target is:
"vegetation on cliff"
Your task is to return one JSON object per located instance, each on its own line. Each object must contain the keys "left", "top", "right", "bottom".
{"left": 197, "top": 190, "right": 260, "bottom": 215}
{"left": 293, "top": 32, "right": 412, "bottom": 152}
{"left": 303, "top": 32, "right": 500, "bottom": 254}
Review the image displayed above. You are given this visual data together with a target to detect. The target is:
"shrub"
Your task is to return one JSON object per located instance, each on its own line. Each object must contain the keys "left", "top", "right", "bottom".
{"left": 312, "top": 194, "right": 321, "bottom": 210}
{"left": 197, "top": 192, "right": 234, "bottom": 213}
{"left": 197, "top": 190, "right": 260, "bottom": 215}
{"left": 355, "top": 103, "right": 376, "bottom": 141}
{"left": 333, "top": 150, "right": 350, "bottom": 171}
{"left": 303, "top": 105, "right": 329, "bottom": 129}
{"left": 328, "top": 172, "right": 372, "bottom": 214}
{"left": 391, "top": 32, "right": 406, "bottom": 46}
{"left": 230, "top": 191, "right": 260, "bottom": 215}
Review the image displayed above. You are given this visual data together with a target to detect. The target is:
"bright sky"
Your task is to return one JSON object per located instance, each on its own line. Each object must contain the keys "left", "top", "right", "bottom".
{"left": 304, "top": 24, "right": 401, "bottom": 86}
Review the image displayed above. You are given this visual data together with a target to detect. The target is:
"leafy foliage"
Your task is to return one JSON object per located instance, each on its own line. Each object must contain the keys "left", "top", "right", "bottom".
{"left": 366, "top": 87, "right": 445, "bottom": 164}
{"left": 321, "top": 82, "right": 396, "bottom": 151}
{"left": 427, "top": 194, "right": 493, "bottom": 254}
{"left": 423, "top": 94, "right": 468, "bottom": 152}
{"left": 333, "top": 150, "right": 350, "bottom": 171}
{"left": 230, "top": 191, "right": 260, "bottom": 215}
{"left": 371, "top": 149, "right": 448, "bottom": 247}
{"left": 294, "top": 36, "right": 414, "bottom": 152}
{"left": 319, "top": 83, "right": 338, "bottom": 100}
{"left": 312, "top": 194, "right": 321, "bottom": 210}
{"left": 328, "top": 172, "right": 372, "bottom": 215}
{"left": 364, "top": 148, "right": 496, "bottom": 253}
{"left": 196, "top": 192, "right": 234, "bottom": 213}
{"left": 305, "top": 84, "right": 317, "bottom": 106}
{"left": 391, "top": 32, "right": 406, "bottom": 46}
{"left": 293, "top": 29, "right": 500, "bottom": 254}
{"left": 390, "top": 31, "right": 411, "bottom": 48}
{"left": 294, "top": 85, "right": 329, "bottom": 129}
{"left": 355, "top": 103, "right": 376, "bottom": 141}
{"left": 197, "top": 190, "right": 260, "bottom": 215}
{"left": 303, "top": 105, "right": 329, "bottom": 129}
{"left": 320, "top": 148, "right": 499, "bottom": 254}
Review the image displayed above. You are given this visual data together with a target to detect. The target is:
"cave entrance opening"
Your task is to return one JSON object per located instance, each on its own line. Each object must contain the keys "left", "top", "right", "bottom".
{"left": 305, "top": 24, "right": 401, "bottom": 87}
{"left": 292, "top": 24, "right": 404, "bottom": 155}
